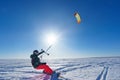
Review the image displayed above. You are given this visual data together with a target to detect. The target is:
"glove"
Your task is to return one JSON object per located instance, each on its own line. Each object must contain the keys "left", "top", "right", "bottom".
{"left": 41, "top": 49, "right": 45, "bottom": 53}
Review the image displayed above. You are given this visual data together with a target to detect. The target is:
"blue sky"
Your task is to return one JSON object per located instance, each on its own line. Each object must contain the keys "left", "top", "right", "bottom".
{"left": 0, "top": 0, "right": 120, "bottom": 59}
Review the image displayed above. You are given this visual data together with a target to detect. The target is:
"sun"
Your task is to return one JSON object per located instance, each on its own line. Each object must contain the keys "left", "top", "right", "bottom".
{"left": 45, "top": 33, "right": 58, "bottom": 45}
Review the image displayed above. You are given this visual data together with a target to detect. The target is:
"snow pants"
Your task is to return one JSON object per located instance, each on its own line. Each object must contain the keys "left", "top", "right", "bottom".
{"left": 36, "top": 64, "right": 53, "bottom": 75}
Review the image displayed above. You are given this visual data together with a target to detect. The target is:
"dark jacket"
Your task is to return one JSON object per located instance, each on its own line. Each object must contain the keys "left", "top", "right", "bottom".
{"left": 30, "top": 51, "right": 46, "bottom": 68}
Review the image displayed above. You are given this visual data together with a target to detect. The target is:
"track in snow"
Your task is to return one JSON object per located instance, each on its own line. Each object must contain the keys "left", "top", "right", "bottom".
{"left": 96, "top": 67, "right": 109, "bottom": 80}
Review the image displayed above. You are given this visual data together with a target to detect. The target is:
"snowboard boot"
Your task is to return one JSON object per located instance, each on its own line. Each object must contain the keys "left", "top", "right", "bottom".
{"left": 50, "top": 71, "right": 61, "bottom": 80}
{"left": 56, "top": 72, "right": 60, "bottom": 77}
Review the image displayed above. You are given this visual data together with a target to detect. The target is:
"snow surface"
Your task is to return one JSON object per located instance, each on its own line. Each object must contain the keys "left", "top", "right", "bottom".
{"left": 0, "top": 57, "right": 120, "bottom": 80}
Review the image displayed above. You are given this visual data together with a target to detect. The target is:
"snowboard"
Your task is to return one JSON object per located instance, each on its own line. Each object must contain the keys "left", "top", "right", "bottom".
{"left": 50, "top": 72, "right": 70, "bottom": 80}
{"left": 30, "top": 72, "right": 70, "bottom": 80}
{"left": 30, "top": 72, "right": 60, "bottom": 80}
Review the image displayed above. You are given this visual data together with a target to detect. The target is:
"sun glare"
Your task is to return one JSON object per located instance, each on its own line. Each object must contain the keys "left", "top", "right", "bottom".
{"left": 45, "top": 33, "right": 58, "bottom": 45}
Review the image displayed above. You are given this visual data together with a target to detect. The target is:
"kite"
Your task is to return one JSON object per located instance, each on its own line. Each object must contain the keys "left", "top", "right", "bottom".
{"left": 74, "top": 12, "right": 81, "bottom": 24}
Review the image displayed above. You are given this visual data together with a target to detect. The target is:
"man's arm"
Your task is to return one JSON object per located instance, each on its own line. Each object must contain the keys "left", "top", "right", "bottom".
{"left": 37, "top": 49, "right": 45, "bottom": 56}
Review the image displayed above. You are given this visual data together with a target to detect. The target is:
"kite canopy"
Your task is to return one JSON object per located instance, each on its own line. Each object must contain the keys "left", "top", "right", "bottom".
{"left": 74, "top": 12, "right": 81, "bottom": 24}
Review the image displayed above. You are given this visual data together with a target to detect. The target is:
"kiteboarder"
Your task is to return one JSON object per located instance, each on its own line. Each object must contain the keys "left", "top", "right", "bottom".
{"left": 30, "top": 49, "right": 53, "bottom": 75}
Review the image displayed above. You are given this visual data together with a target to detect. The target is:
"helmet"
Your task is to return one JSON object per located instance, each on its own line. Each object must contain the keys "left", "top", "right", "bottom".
{"left": 33, "top": 50, "right": 39, "bottom": 54}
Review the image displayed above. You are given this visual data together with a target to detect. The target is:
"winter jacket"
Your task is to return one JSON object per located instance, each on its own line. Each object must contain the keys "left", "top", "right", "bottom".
{"left": 30, "top": 51, "right": 46, "bottom": 68}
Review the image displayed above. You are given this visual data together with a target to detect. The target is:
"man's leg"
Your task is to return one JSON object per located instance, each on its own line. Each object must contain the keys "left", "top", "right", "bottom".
{"left": 36, "top": 64, "right": 53, "bottom": 75}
